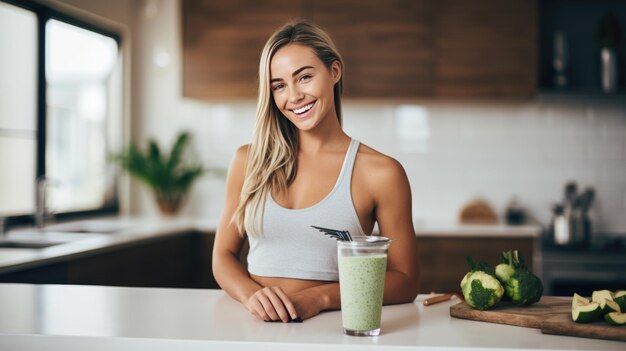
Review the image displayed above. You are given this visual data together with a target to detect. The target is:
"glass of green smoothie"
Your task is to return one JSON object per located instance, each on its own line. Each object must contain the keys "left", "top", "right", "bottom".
{"left": 337, "top": 236, "right": 391, "bottom": 336}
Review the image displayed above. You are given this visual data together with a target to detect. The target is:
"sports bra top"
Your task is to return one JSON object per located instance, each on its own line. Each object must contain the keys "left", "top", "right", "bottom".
{"left": 247, "top": 139, "right": 367, "bottom": 281}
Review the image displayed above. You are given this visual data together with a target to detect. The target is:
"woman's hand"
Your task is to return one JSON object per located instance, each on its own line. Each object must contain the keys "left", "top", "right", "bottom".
{"left": 244, "top": 287, "right": 298, "bottom": 323}
{"left": 288, "top": 288, "right": 326, "bottom": 321}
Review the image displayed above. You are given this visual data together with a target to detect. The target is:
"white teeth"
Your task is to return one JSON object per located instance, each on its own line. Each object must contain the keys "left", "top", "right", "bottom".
{"left": 293, "top": 103, "right": 314, "bottom": 114}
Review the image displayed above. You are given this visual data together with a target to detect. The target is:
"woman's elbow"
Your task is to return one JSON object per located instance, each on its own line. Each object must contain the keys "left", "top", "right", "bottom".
{"left": 402, "top": 276, "right": 420, "bottom": 303}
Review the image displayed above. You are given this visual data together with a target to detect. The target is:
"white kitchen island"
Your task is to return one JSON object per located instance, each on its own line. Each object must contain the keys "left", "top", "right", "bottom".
{"left": 0, "top": 284, "right": 622, "bottom": 351}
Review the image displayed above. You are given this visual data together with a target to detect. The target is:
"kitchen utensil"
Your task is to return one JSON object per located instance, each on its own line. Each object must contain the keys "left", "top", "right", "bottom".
{"left": 550, "top": 182, "right": 593, "bottom": 247}
{"left": 458, "top": 199, "right": 498, "bottom": 224}
{"left": 424, "top": 293, "right": 463, "bottom": 306}
{"left": 552, "top": 213, "right": 590, "bottom": 247}
{"left": 564, "top": 181, "right": 578, "bottom": 208}
{"left": 580, "top": 187, "right": 595, "bottom": 213}
{"left": 424, "top": 294, "right": 453, "bottom": 306}
{"left": 450, "top": 297, "right": 626, "bottom": 342}
{"left": 553, "top": 31, "right": 569, "bottom": 88}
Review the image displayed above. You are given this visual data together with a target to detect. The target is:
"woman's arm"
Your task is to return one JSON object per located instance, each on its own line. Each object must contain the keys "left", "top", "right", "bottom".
{"left": 212, "top": 146, "right": 298, "bottom": 322}
{"left": 374, "top": 157, "right": 420, "bottom": 304}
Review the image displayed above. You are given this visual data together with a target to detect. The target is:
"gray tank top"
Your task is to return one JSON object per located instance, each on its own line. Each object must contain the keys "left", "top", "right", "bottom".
{"left": 247, "top": 139, "right": 367, "bottom": 281}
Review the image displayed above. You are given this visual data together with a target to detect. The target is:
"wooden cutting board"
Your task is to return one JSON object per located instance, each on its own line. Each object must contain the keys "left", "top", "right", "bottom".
{"left": 541, "top": 313, "right": 626, "bottom": 342}
{"left": 450, "top": 297, "right": 626, "bottom": 342}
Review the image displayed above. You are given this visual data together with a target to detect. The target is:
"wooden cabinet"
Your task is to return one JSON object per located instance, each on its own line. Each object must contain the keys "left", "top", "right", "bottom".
{"left": 0, "top": 232, "right": 219, "bottom": 289}
{"left": 182, "top": 0, "right": 305, "bottom": 99}
{"left": 182, "top": 0, "right": 537, "bottom": 100}
{"left": 433, "top": 0, "right": 537, "bottom": 98}
{"left": 416, "top": 236, "right": 537, "bottom": 293}
{"left": 307, "top": 0, "right": 436, "bottom": 98}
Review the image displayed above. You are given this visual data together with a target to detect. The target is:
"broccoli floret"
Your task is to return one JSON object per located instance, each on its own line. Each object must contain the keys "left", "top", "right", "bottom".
{"left": 460, "top": 257, "right": 504, "bottom": 310}
{"left": 496, "top": 250, "right": 543, "bottom": 306}
{"left": 506, "top": 269, "right": 543, "bottom": 305}
{"left": 460, "top": 271, "right": 471, "bottom": 289}
{"left": 495, "top": 257, "right": 514, "bottom": 282}
{"left": 462, "top": 271, "right": 504, "bottom": 310}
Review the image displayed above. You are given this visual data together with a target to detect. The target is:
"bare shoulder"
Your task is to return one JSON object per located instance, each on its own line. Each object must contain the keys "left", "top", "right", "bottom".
{"left": 231, "top": 144, "right": 250, "bottom": 171}
{"left": 226, "top": 144, "right": 251, "bottom": 187}
{"left": 355, "top": 143, "right": 408, "bottom": 184}
{"left": 234, "top": 144, "right": 250, "bottom": 162}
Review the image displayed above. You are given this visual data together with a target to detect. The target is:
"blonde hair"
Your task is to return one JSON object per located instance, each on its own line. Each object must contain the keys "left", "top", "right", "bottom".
{"left": 233, "top": 20, "right": 344, "bottom": 237}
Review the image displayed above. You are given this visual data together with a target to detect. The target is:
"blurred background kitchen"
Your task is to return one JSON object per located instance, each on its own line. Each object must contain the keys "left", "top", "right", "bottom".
{"left": 0, "top": 0, "right": 625, "bottom": 295}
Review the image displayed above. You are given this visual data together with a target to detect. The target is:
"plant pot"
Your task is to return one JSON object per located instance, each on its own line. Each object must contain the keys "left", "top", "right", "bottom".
{"left": 155, "top": 194, "right": 185, "bottom": 216}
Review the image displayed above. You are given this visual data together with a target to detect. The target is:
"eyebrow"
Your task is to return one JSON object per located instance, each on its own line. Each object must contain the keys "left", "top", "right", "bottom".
{"left": 270, "top": 66, "right": 314, "bottom": 83}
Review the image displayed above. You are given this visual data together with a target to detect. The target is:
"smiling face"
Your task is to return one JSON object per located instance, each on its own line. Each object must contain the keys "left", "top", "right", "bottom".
{"left": 269, "top": 44, "right": 341, "bottom": 132}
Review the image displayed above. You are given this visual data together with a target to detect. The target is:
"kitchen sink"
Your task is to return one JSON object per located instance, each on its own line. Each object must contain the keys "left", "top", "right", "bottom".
{"left": 41, "top": 221, "right": 130, "bottom": 234}
{"left": 0, "top": 241, "right": 61, "bottom": 249}
{"left": 0, "top": 230, "right": 101, "bottom": 250}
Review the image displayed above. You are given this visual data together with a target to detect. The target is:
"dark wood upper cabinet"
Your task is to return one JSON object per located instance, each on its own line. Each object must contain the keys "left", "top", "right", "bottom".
{"left": 308, "top": 0, "right": 436, "bottom": 98}
{"left": 433, "top": 0, "right": 537, "bottom": 98}
{"left": 182, "top": 0, "right": 306, "bottom": 99}
{"left": 182, "top": 0, "right": 537, "bottom": 100}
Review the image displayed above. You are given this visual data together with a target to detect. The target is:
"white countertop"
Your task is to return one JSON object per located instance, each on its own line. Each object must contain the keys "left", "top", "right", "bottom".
{"left": 0, "top": 284, "right": 621, "bottom": 351}
{"left": 412, "top": 220, "right": 542, "bottom": 237}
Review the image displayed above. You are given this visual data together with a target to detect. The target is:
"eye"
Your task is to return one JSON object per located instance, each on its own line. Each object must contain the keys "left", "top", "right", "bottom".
{"left": 272, "top": 83, "right": 285, "bottom": 91}
{"left": 299, "top": 74, "right": 312, "bottom": 82}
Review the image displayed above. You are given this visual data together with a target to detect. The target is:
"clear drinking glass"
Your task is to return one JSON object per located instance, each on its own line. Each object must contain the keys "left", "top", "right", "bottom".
{"left": 338, "top": 237, "right": 391, "bottom": 336}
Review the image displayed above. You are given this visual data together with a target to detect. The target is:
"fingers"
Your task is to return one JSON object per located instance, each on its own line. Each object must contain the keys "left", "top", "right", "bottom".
{"left": 257, "top": 289, "right": 283, "bottom": 321}
{"left": 247, "top": 287, "right": 296, "bottom": 323}
{"left": 249, "top": 298, "right": 270, "bottom": 321}
{"left": 271, "top": 287, "right": 298, "bottom": 321}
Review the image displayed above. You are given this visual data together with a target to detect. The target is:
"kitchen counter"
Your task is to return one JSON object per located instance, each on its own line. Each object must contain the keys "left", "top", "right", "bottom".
{"left": 0, "top": 217, "right": 216, "bottom": 275}
{"left": 0, "top": 284, "right": 621, "bottom": 351}
{"left": 0, "top": 217, "right": 540, "bottom": 275}
{"left": 412, "top": 220, "right": 542, "bottom": 237}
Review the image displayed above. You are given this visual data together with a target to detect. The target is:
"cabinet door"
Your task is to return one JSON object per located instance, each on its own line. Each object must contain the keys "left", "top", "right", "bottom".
{"left": 0, "top": 232, "right": 218, "bottom": 289}
{"left": 183, "top": 0, "right": 305, "bottom": 99}
{"left": 433, "top": 0, "right": 537, "bottom": 98}
{"left": 310, "top": 0, "right": 436, "bottom": 98}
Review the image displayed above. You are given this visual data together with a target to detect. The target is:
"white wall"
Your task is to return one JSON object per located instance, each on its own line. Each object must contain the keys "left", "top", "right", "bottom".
{"left": 58, "top": 0, "right": 626, "bottom": 236}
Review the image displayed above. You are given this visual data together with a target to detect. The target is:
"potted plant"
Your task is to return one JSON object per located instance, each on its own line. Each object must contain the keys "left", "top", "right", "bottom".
{"left": 111, "top": 131, "right": 204, "bottom": 216}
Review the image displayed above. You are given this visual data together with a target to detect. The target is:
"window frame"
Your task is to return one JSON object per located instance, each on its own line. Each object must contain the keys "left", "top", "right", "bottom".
{"left": 2, "top": 0, "right": 122, "bottom": 227}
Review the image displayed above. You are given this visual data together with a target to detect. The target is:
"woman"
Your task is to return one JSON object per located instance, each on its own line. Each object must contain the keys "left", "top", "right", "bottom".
{"left": 212, "top": 20, "right": 419, "bottom": 323}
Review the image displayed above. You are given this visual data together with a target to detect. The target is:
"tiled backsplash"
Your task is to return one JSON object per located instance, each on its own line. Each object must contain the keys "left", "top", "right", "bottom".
{"left": 136, "top": 96, "right": 626, "bottom": 236}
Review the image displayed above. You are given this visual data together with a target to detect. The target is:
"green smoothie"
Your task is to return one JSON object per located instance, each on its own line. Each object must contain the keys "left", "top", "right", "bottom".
{"left": 338, "top": 254, "right": 387, "bottom": 333}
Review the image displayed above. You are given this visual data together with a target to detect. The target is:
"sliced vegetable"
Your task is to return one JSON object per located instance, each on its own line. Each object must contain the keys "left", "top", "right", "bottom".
{"left": 604, "top": 312, "right": 626, "bottom": 326}
{"left": 591, "top": 289, "right": 614, "bottom": 304}
{"left": 572, "top": 293, "right": 589, "bottom": 308}
{"left": 614, "top": 290, "right": 626, "bottom": 311}
{"left": 572, "top": 300, "right": 602, "bottom": 323}
{"left": 600, "top": 299, "right": 621, "bottom": 315}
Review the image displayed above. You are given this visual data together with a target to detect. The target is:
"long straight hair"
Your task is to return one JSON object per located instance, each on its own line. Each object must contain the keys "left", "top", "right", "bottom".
{"left": 232, "top": 21, "right": 344, "bottom": 237}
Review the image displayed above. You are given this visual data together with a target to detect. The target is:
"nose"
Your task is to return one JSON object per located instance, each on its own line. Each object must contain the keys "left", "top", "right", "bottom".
{"left": 288, "top": 85, "right": 304, "bottom": 103}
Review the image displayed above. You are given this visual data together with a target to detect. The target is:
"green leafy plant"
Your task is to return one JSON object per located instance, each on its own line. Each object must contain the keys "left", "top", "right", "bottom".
{"left": 111, "top": 131, "right": 204, "bottom": 215}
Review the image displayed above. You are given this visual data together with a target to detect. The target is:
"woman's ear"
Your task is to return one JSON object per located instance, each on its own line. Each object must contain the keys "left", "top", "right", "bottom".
{"left": 331, "top": 60, "right": 342, "bottom": 83}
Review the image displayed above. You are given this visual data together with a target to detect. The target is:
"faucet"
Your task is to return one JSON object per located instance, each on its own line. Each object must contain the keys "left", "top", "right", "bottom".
{"left": 0, "top": 216, "right": 7, "bottom": 240}
{"left": 35, "top": 176, "right": 55, "bottom": 229}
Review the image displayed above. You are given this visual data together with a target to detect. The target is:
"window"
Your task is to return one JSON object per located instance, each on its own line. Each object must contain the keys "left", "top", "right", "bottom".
{"left": 0, "top": 0, "right": 122, "bottom": 224}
